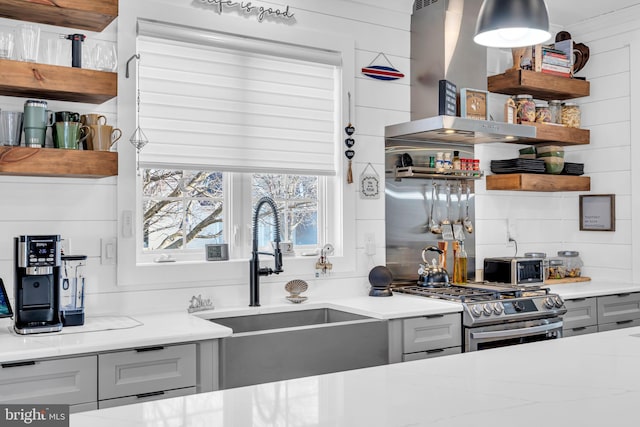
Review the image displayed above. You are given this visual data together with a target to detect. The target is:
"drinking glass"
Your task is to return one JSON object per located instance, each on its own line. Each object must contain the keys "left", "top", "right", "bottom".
{"left": 92, "top": 42, "right": 117, "bottom": 71}
{"left": 17, "top": 24, "right": 40, "bottom": 62}
{"left": 0, "top": 111, "right": 23, "bottom": 146}
{"left": 0, "top": 29, "right": 14, "bottom": 59}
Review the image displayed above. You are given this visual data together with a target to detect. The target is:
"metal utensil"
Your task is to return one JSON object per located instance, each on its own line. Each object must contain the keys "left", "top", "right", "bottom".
{"left": 429, "top": 183, "right": 442, "bottom": 234}
{"left": 455, "top": 183, "right": 463, "bottom": 224}
{"left": 463, "top": 183, "right": 473, "bottom": 233}
{"left": 441, "top": 183, "right": 451, "bottom": 226}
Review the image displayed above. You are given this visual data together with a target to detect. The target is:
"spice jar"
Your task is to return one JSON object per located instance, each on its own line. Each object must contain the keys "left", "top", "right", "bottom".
{"left": 557, "top": 251, "right": 583, "bottom": 278}
{"left": 516, "top": 94, "right": 536, "bottom": 123}
{"left": 549, "top": 100, "right": 562, "bottom": 124}
{"left": 535, "top": 101, "right": 551, "bottom": 123}
{"left": 561, "top": 102, "right": 581, "bottom": 128}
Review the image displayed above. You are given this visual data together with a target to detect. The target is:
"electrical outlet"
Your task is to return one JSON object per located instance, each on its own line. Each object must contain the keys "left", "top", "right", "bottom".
{"left": 365, "top": 233, "right": 376, "bottom": 256}
{"left": 101, "top": 238, "right": 117, "bottom": 265}
{"left": 60, "top": 238, "right": 71, "bottom": 255}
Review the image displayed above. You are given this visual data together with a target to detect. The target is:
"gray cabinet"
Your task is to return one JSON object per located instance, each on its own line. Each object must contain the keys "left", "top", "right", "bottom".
{"left": 562, "top": 298, "right": 597, "bottom": 337}
{"left": 0, "top": 356, "right": 97, "bottom": 406}
{"left": 389, "top": 313, "right": 462, "bottom": 363}
{"left": 98, "top": 344, "right": 196, "bottom": 405}
{"left": 597, "top": 292, "right": 640, "bottom": 331}
{"left": 562, "top": 292, "right": 640, "bottom": 336}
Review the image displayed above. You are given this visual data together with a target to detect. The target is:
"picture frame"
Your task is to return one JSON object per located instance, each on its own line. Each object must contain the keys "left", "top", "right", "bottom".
{"left": 460, "top": 88, "right": 489, "bottom": 120}
{"left": 579, "top": 194, "right": 615, "bottom": 231}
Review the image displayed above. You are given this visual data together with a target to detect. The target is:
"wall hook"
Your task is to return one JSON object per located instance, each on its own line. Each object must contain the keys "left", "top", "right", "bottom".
{"left": 125, "top": 54, "right": 140, "bottom": 79}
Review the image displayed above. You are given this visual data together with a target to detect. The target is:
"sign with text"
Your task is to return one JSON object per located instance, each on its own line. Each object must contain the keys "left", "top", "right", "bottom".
{"left": 1, "top": 405, "right": 69, "bottom": 427}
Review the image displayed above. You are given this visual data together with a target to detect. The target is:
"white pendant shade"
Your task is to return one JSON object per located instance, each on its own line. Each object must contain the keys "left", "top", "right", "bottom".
{"left": 474, "top": 0, "right": 551, "bottom": 48}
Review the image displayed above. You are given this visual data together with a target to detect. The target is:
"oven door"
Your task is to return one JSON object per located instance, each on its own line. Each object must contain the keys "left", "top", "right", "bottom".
{"left": 464, "top": 317, "right": 563, "bottom": 352}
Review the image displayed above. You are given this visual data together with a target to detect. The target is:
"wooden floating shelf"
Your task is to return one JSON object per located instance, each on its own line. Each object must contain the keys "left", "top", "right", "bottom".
{"left": 0, "top": 59, "right": 117, "bottom": 104}
{"left": 0, "top": 146, "right": 117, "bottom": 178}
{"left": 488, "top": 69, "right": 590, "bottom": 100}
{"left": 519, "top": 122, "right": 590, "bottom": 146}
{"left": 0, "top": 0, "right": 118, "bottom": 32}
{"left": 486, "top": 174, "right": 590, "bottom": 192}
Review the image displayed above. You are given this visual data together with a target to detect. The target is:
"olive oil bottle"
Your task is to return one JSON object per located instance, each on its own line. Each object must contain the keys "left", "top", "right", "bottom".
{"left": 453, "top": 240, "right": 468, "bottom": 284}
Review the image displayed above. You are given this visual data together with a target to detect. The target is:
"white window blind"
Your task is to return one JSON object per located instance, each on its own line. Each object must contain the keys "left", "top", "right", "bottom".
{"left": 136, "top": 20, "right": 341, "bottom": 175}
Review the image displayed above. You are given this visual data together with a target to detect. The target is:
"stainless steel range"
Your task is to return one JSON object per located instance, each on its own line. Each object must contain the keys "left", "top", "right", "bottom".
{"left": 395, "top": 283, "right": 567, "bottom": 352}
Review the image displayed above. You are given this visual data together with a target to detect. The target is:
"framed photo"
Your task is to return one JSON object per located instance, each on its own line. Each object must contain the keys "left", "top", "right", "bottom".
{"left": 580, "top": 194, "right": 615, "bottom": 231}
{"left": 460, "top": 88, "right": 489, "bottom": 120}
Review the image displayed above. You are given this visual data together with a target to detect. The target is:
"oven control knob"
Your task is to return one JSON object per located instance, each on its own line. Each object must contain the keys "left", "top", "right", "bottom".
{"left": 544, "top": 297, "right": 555, "bottom": 309}
{"left": 470, "top": 304, "right": 482, "bottom": 317}
{"left": 493, "top": 302, "right": 503, "bottom": 315}
{"left": 483, "top": 303, "right": 493, "bottom": 316}
{"left": 553, "top": 295, "right": 564, "bottom": 308}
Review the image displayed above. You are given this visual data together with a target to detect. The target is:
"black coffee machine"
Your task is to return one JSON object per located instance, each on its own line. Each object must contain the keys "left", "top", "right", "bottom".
{"left": 14, "top": 235, "right": 63, "bottom": 335}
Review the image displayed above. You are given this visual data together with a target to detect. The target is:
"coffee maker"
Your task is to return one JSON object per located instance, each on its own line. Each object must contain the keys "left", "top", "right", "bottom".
{"left": 14, "top": 235, "right": 63, "bottom": 334}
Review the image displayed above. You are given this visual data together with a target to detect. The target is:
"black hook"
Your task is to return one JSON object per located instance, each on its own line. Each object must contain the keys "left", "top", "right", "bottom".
{"left": 125, "top": 53, "right": 140, "bottom": 79}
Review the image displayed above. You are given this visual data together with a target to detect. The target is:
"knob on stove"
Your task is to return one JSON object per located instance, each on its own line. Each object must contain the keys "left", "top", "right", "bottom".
{"left": 483, "top": 303, "right": 493, "bottom": 316}
{"left": 543, "top": 297, "right": 555, "bottom": 309}
{"left": 493, "top": 302, "right": 504, "bottom": 315}
{"left": 471, "top": 304, "right": 482, "bottom": 317}
{"left": 553, "top": 295, "right": 564, "bottom": 308}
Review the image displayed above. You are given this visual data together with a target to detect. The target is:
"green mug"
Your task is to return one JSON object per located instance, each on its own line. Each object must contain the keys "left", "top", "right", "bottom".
{"left": 54, "top": 122, "right": 91, "bottom": 149}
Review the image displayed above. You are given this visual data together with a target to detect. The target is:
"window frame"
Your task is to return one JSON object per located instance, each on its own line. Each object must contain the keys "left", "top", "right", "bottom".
{"left": 116, "top": 1, "right": 356, "bottom": 288}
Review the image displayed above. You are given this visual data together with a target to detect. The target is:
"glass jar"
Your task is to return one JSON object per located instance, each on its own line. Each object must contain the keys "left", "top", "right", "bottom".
{"left": 557, "top": 251, "right": 583, "bottom": 278}
{"left": 549, "top": 100, "right": 562, "bottom": 124}
{"left": 547, "top": 258, "right": 565, "bottom": 280}
{"left": 561, "top": 102, "right": 581, "bottom": 128}
{"left": 535, "top": 101, "right": 551, "bottom": 123}
{"left": 516, "top": 94, "right": 536, "bottom": 123}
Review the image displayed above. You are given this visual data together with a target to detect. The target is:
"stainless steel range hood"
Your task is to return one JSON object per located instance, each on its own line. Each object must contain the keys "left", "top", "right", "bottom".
{"left": 386, "top": 115, "right": 535, "bottom": 144}
{"left": 386, "top": 0, "right": 531, "bottom": 144}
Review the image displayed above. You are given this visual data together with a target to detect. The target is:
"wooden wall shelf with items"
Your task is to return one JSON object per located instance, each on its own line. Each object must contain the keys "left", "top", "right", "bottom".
{"left": 0, "top": 59, "right": 117, "bottom": 104}
{"left": 0, "top": 147, "right": 117, "bottom": 178}
{"left": 0, "top": 0, "right": 118, "bottom": 32}
{"left": 486, "top": 174, "right": 590, "bottom": 192}
{"left": 519, "top": 122, "right": 590, "bottom": 146}
{"left": 487, "top": 69, "right": 590, "bottom": 100}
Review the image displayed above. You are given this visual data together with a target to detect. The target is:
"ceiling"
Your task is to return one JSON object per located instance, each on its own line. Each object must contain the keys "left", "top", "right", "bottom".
{"left": 545, "top": 0, "right": 640, "bottom": 27}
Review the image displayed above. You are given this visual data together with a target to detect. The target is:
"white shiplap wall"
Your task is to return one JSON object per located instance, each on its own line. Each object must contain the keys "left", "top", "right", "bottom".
{"left": 0, "top": 1, "right": 413, "bottom": 314}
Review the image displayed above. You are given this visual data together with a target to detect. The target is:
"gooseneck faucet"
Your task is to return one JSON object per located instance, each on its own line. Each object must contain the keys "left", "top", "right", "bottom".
{"left": 249, "top": 196, "right": 284, "bottom": 306}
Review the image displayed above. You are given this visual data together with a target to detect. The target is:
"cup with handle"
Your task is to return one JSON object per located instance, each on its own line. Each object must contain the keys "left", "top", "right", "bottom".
{"left": 54, "top": 122, "right": 91, "bottom": 150}
{"left": 90, "top": 124, "right": 121, "bottom": 151}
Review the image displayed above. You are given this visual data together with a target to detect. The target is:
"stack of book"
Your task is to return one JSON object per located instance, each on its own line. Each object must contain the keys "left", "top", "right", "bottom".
{"left": 533, "top": 40, "right": 573, "bottom": 77}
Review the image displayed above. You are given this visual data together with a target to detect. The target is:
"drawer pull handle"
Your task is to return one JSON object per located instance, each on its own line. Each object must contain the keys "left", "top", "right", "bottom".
{"left": 572, "top": 298, "right": 587, "bottom": 302}
{"left": 572, "top": 327, "right": 587, "bottom": 331}
{"left": 616, "top": 320, "right": 634, "bottom": 325}
{"left": 136, "top": 391, "right": 165, "bottom": 399}
{"left": 424, "top": 314, "right": 444, "bottom": 319}
{"left": 426, "top": 348, "right": 445, "bottom": 354}
{"left": 135, "top": 346, "right": 165, "bottom": 353}
{"left": 617, "top": 293, "right": 631, "bottom": 297}
{"left": 2, "top": 361, "right": 36, "bottom": 368}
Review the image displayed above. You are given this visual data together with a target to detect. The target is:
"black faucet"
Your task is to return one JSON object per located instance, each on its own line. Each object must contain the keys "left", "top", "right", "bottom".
{"left": 249, "top": 196, "right": 284, "bottom": 307}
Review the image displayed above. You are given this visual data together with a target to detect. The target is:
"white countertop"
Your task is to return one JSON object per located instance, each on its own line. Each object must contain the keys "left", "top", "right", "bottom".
{"left": 0, "top": 312, "right": 232, "bottom": 363}
{"left": 1, "top": 280, "right": 637, "bottom": 363}
{"left": 70, "top": 325, "right": 640, "bottom": 426}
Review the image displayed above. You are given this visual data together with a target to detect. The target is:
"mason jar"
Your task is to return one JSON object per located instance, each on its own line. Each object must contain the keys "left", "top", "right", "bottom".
{"left": 516, "top": 94, "right": 536, "bottom": 123}
{"left": 561, "top": 102, "right": 581, "bottom": 128}
{"left": 557, "top": 251, "right": 583, "bottom": 278}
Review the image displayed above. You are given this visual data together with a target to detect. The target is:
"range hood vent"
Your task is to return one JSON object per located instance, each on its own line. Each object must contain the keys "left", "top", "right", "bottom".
{"left": 386, "top": 115, "right": 535, "bottom": 145}
{"left": 386, "top": 0, "right": 527, "bottom": 145}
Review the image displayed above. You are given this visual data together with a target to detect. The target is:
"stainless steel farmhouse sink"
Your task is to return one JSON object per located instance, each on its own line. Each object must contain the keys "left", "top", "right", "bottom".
{"left": 210, "top": 308, "right": 388, "bottom": 389}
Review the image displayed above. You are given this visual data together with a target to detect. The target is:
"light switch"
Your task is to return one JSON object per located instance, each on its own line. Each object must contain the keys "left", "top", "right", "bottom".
{"left": 101, "top": 238, "right": 117, "bottom": 265}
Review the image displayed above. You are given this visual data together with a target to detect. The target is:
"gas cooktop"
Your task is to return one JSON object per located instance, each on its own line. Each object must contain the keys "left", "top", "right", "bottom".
{"left": 394, "top": 283, "right": 566, "bottom": 327}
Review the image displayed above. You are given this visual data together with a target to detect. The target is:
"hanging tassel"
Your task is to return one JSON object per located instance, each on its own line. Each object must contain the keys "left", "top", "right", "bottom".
{"left": 346, "top": 159, "right": 353, "bottom": 184}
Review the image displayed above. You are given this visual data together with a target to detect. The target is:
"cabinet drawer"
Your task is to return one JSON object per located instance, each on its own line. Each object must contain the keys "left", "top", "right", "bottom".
{"left": 402, "top": 346, "right": 461, "bottom": 362}
{"left": 597, "top": 293, "right": 640, "bottom": 325}
{"left": 598, "top": 319, "right": 640, "bottom": 333}
{"left": 0, "top": 356, "right": 97, "bottom": 405}
{"left": 98, "top": 386, "right": 196, "bottom": 409}
{"left": 562, "top": 325, "right": 598, "bottom": 337}
{"left": 98, "top": 344, "right": 196, "bottom": 400}
{"left": 403, "top": 313, "right": 462, "bottom": 354}
{"left": 563, "top": 298, "right": 597, "bottom": 330}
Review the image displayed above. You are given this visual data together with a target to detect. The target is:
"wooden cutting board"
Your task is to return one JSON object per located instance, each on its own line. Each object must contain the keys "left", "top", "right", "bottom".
{"left": 544, "top": 277, "right": 591, "bottom": 285}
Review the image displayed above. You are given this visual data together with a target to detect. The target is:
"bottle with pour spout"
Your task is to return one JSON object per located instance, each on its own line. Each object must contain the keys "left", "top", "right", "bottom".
{"left": 453, "top": 240, "right": 468, "bottom": 284}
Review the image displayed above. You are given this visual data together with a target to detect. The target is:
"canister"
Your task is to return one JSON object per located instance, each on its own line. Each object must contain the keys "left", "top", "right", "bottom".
{"left": 557, "top": 251, "right": 583, "bottom": 278}
{"left": 516, "top": 94, "right": 536, "bottom": 123}
{"left": 561, "top": 102, "right": 581, "bottom": 128}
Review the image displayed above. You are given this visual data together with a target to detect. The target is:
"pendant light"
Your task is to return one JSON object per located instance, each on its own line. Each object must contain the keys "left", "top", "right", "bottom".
{"left": 474, "top": 0, "right": 551, "bottom": 48}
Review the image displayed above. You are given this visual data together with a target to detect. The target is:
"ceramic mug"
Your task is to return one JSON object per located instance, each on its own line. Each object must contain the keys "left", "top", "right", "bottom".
{"left": 81, "top": 114, "right": 107, "bottom": 150}
{"left": 54, "top": 122, "right": 90, "bottom": 149}
{"left": 90, "top": 124, "right": 121, "bottom": 151}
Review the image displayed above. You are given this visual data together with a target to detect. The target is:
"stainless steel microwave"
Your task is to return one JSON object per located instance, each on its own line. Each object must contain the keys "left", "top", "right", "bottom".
{"left": 483, "top": 257, "right": 544, "bottom": 286}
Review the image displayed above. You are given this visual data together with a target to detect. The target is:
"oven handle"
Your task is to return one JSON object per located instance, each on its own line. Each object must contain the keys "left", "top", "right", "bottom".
{"left": 470, "top": 321, "right": 563, "bottom": 340}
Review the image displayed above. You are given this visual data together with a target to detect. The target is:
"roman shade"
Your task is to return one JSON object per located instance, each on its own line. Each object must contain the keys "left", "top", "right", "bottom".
{"left": 136, "top": 20, "right": 341, "bottom": 175}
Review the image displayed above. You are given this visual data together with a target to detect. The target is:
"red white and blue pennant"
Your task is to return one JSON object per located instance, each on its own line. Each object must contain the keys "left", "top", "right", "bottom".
{"left": 361, "top": 52, "right": 405, "bottom": 81}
